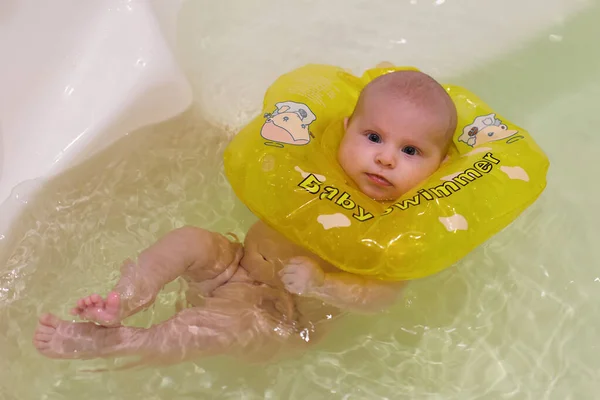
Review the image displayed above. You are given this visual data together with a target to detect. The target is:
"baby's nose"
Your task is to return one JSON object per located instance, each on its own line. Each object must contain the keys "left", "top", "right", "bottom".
{"left": 376, "top": 152, "right": 395, "bottom": 168}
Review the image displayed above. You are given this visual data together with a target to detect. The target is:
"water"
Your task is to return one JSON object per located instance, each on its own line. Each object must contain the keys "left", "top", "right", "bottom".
{"left": 2, "top": 2, "right": 600, "bottom": 400}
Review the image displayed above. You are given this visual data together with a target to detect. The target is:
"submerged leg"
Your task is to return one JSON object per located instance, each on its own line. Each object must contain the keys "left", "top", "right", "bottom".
{"left": 71, "top": 226, "right": 242, "bottom": 326}
{"left": 35, "top": 297, "right": 295, "bottom": 364}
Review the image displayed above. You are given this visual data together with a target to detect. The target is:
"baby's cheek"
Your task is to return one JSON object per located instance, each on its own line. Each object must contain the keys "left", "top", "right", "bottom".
{"left": 391, "top": 165, "right": 420, "bottom": 192}
{"left": 338, "top": 147, "right": 359, "bottom": 173}
{"left": 405, "top": 165, "right": 434, "bottom": 190}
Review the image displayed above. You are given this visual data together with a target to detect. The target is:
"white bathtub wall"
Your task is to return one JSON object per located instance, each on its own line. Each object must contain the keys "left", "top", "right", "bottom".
{"left": 0, "top": 0, "right": 192, "bottom": 224}
{"left": 176, "top": 0, "right": 591, "bottom": 128}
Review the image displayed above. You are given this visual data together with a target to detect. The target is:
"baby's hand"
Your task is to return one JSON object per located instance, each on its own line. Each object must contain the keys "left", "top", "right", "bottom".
{"left": 279, "top": 256, "right": 325, "bottom": 296}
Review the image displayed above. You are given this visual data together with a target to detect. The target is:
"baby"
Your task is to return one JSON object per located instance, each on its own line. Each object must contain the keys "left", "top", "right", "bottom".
{"left": 33, "top": 68, "right": 457, "bottom": 365}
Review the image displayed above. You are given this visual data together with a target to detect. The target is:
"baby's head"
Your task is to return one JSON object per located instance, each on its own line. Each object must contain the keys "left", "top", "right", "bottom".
{"left": 337, "top": 70, "right": 457, "bottom": 201}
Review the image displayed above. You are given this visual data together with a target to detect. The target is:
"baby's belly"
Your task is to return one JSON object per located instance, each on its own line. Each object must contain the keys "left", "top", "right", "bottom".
{"left": 239, "top": 222, "right": 345, "bottom": 327}
{"left": 240, "top": 221, "right": 339, "bottom": 281}
{"left": 212, "top": 280, "right": 296, "bottom": 321}
{"left": 183, "top": 221, "right": 343, "bottom": 334}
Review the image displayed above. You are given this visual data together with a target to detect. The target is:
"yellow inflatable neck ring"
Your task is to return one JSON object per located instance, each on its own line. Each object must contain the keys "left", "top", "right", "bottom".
{"left": 224, "top": 64, "right": 549, "bottom": 281}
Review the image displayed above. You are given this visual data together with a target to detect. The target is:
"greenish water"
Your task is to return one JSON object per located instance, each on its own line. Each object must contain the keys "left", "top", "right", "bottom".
{"left": 1, "top": 2, "right": 599, "bottom": 399}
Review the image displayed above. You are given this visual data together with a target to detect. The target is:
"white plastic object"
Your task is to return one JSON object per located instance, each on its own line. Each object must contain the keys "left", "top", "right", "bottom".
{"left": 0, "top": 0, "right": 192, "bottom": 235}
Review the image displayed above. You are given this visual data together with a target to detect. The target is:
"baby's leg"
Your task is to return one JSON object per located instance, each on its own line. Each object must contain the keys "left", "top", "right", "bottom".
{"left": 72, "top": 227, "right": 242, "bottom": 326}
{"left": 35, "top": 296, "right": 294, "bottom": 364}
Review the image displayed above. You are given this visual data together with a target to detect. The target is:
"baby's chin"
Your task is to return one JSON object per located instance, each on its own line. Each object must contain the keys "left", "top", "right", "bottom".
{"left": 359, "top": 184, "right": 402, "bottom": 202}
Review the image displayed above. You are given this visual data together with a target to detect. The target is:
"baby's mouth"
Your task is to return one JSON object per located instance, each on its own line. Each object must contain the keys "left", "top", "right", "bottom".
{"left": 365, "top": 173, "right": 392, "bottom": 187}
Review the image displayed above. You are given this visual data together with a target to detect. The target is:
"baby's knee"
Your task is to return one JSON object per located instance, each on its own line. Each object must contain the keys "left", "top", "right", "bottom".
{"left": 174, "top": 226, "right": 242, "bottom": 259}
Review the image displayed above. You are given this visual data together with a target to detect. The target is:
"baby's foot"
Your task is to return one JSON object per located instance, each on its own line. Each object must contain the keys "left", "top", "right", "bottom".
{"left": 70, "top": 291, "right": 121, "bottom": 327}
{"left": 33, "top": 313, "right": 114, "bottom": 359}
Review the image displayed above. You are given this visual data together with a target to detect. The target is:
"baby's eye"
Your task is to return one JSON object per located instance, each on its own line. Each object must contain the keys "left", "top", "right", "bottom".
{"left": 402, "top": 146, "right": 418, "bottom": 156}
{"left": 283, "top": 116, "right": 289, "bottom": 122}
{"left": 367, "top": 133, "right": 381, "bottom": 143}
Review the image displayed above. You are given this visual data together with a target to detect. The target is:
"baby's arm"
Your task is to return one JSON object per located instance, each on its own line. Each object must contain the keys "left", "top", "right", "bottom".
{"left": 280, "top": 257, "right": 406, "bottom": 313}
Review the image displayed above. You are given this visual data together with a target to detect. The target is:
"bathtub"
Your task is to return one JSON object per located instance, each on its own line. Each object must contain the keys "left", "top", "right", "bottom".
{"left": 1, "top": 0, "right": 598, "bottom": 399}
{"left": 0, "top": 0, "right": 192, "bottom": 238}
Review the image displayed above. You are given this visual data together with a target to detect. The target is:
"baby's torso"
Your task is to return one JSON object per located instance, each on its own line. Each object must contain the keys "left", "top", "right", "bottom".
{"left": 240, "top": 221, "right": 344, "bottom": 327}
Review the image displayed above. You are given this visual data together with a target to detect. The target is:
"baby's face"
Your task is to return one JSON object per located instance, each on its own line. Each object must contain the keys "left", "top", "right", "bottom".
{"left": 338, "top": 94, "right": 452, "bottom": 201}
